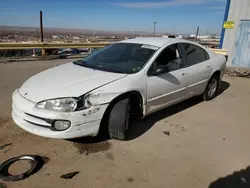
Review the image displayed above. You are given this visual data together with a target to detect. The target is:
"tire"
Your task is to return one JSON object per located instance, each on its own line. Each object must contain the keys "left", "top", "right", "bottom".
{"left": 203, "top": 75, "right": 220, "bottom": 101}
{"left": 108, "top": 97, "right": 131, "bottom": 141}
{"left": 0, "top": 155, "right": 44, "bottom": 182}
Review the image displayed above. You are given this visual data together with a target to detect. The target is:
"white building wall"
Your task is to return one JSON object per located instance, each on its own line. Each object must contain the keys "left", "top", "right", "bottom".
{"left": 222, "top": 0, "right": 250, "bottom": 66}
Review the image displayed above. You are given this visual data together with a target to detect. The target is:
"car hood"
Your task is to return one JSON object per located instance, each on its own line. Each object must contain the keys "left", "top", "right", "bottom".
{"left": 19, "top": 62, "right": 127, "bottom": 102}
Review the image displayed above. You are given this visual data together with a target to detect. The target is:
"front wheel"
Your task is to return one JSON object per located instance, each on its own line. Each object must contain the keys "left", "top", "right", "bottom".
{"left": 108, "top": 97, "right": 131, "bottom": 141}
{"left": 203, "top": 75, "right": 220, "bottom": 101}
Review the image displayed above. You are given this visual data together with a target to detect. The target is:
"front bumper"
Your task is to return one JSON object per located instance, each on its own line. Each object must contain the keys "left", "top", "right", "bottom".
{"left": 12, "top": 90, "right": 109, "bottom": 139}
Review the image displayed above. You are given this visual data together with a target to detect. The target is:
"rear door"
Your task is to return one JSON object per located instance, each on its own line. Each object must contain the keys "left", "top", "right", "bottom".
{"left": 180, "top": 43, "right": 213, "bottom": 96}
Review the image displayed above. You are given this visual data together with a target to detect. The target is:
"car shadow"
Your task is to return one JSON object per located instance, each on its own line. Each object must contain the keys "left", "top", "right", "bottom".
{"left": 218, "top": 80, "right": 230, "bottom": 95}
{"left": 71, "top": 81, "right": 230, "bottom": 143}
{"left": 128, "top": 80, "right": 230, "bottom": 140}
{"left": 128, "top": 96, "right": 203, "bottom": 140}
{"left": 209, "top": 166, "right": 250, "bottom": 188}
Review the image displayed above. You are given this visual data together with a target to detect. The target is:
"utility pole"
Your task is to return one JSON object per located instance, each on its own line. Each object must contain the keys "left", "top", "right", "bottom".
{"left": 153, "top": 22, "right": 157, "bottom": 37}
{"left": 195, "top": 26, "right": 199, "bottom": 42}
{"left": 134, "top": 31, "right": 137, "bottom": 38}
{"left": 40, "top": 11, "right": 45, "bottom": 56}
{"left": 40, "top": 11, "right": 44, "bottom": 42}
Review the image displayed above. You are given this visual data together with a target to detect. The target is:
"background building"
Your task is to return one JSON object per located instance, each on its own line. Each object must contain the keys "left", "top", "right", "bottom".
{"left": 220, "top": 0, "right": 250, "bottom": 68}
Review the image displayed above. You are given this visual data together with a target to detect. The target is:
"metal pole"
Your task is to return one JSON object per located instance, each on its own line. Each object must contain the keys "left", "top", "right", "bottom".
{"left": 153, "top": 22, "right": 157, "bottom": 37}
{"left": 195, "top": 26, "right": 199, "bottom": 42}
{"left": 40, "top": 11, "right": 44, "bottom": 42}
{"left": 40, "top": 11, "right": 45, "bottom": 57}
{"left": 219, "top": 0, "right": 231, "bottom": 48}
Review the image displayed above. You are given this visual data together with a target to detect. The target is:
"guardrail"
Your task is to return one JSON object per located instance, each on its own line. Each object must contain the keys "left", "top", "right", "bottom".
{"left": 0, "top": 42, "right": 227, "bottom": 55}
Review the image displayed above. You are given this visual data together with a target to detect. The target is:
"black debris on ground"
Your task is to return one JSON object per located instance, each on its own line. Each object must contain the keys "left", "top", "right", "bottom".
{"left": 3, "top": 149, "right": 11, "bottom": 153}
{"left": 60, "top": 172, "right": 80, "bottom": 179}
{"left": 127, "top": 177, "right": 134, "bottom": 182}
{"left": 0, "top": 143, "right": 12, "bottom": 150}
{"left": 163, "top": 131, "right": 170, "bottom": 136}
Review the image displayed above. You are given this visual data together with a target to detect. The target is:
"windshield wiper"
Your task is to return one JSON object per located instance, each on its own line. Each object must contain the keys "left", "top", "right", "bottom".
{"left": 73, "top": 60, "right": 84, "bottom": 66}
{"left": 73, "top": 60, "right": 93, "bottom": 68}
{"left": 107, "top": 69, "right": 125, "bottom": 74}
{"left": 73, "top": 61, "right": 127, "bottom": 74}
{"left": 96, "top": 65, "right": 127, "bottom": 74}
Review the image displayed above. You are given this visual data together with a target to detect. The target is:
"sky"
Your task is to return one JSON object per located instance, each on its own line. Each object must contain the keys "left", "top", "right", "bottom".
{"left": 0, "top": 0, "right": 227, "bottom": 35}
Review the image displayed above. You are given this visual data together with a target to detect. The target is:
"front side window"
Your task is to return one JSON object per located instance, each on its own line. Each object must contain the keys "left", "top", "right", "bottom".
{"left": 73, "top": 43, "right": 158, "bottom": 74}
{"left": 182, "top": 43, "right": 209, "bottom": 66}
{"left": 148, "top": 44, "right": 185, "bottom": 75}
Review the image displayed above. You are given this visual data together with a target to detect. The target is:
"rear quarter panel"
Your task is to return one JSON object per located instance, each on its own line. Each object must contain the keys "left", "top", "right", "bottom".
{"left": 208, "top": 51, "right": 227, "bottom": 79}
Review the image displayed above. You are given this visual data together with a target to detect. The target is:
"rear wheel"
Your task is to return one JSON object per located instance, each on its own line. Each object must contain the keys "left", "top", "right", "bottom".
{"left": 108, "top": 97, "right": 131, "bottom": 141}
{"left": 203, "top": 75, "right": 220, "bottom": 101}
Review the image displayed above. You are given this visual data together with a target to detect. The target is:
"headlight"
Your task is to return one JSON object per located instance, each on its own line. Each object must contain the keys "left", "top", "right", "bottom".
{"left": 36, "top": 98, "right": 78, "bottom": 112}
{"left": 77, "top": 94, "right": 92, "bottom": 110}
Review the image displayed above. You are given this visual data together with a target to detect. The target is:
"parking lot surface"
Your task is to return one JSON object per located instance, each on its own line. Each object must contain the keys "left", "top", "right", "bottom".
{"left": 0, "top": 59, "right": 250, "bottom": 188}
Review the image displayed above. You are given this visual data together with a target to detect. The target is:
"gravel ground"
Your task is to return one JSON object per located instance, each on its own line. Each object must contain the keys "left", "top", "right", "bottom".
{"left": 0, "top": 59, "right": 250, "bottom": 188}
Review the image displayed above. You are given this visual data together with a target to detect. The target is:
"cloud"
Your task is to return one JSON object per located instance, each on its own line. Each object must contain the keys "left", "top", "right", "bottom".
{"left": 115, "top": 0, "right": 226, "bottom": 9}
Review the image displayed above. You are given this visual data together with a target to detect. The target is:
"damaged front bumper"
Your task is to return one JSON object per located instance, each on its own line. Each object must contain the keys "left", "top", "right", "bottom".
{"left": 12, "top": 90, "right": 109, "bottom": 139}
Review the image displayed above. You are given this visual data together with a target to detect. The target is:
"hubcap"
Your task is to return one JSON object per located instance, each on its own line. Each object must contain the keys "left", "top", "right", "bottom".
{"left": 208, "top": 78, "right": 217, "bottom": 97}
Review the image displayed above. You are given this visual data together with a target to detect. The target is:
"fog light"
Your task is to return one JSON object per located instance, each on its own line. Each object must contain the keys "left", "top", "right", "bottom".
{"left": 53, "top": 120, "right": 71, "bottom": 131}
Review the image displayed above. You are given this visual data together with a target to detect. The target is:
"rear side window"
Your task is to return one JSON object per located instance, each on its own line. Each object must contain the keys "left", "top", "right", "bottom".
{"left": 182, "top": 43, "right": 209, "bottom": 66}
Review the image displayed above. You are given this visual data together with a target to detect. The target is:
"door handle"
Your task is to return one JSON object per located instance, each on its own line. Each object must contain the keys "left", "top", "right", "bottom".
{"left": 182, "top": 73, "right": 187, "bottom": 76}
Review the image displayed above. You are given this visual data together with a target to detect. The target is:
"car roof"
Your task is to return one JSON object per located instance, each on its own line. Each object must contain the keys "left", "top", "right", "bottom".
{"left": 119, "top": 37, "right": 188, "bottom": 47}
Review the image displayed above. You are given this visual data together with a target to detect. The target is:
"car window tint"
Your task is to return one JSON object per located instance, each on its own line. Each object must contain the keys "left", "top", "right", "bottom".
{"left": 97, "top": 45, "right": 125, "bottom": 60}
{"left": 80, "top": 43, "right": 157, "bottom": 74}
{"left": 153, "top": 44, "right": 184, "bottom": 72}
{"left": 182, "top": 43, "right": 209, "bottom": 66}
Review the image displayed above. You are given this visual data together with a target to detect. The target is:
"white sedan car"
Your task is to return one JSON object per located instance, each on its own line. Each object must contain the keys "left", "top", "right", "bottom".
{"left": 12, "top": 38, "right": 227, "bottom": 140}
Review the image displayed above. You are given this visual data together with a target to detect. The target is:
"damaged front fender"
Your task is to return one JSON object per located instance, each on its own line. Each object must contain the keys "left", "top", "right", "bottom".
{"left": 87, "top": 91, "right": 124, "bottom": 106}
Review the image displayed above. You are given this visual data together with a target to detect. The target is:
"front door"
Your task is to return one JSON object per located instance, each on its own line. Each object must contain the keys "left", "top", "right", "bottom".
{"left": 145, "top": 43, "right": 188, "bottom": 115}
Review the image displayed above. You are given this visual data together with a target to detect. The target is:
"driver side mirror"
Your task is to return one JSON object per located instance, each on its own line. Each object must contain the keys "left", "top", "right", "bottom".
{"left": 149, "top": 64, "right": 169, "bottom": 76}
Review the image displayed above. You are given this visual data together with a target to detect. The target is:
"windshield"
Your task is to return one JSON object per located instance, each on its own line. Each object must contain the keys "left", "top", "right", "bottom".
{"left": 73, "top": 43, "right": 158, "bottom": 74}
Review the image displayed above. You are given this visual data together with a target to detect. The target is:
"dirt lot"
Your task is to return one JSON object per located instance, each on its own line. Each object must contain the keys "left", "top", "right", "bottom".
{"left": 0, "top": 59, "right": 250, "bottom": 188}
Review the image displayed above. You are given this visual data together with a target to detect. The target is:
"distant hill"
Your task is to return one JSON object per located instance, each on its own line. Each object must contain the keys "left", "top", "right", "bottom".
{"left": 0, "top": 25, "right": 154, "bottom": 36}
